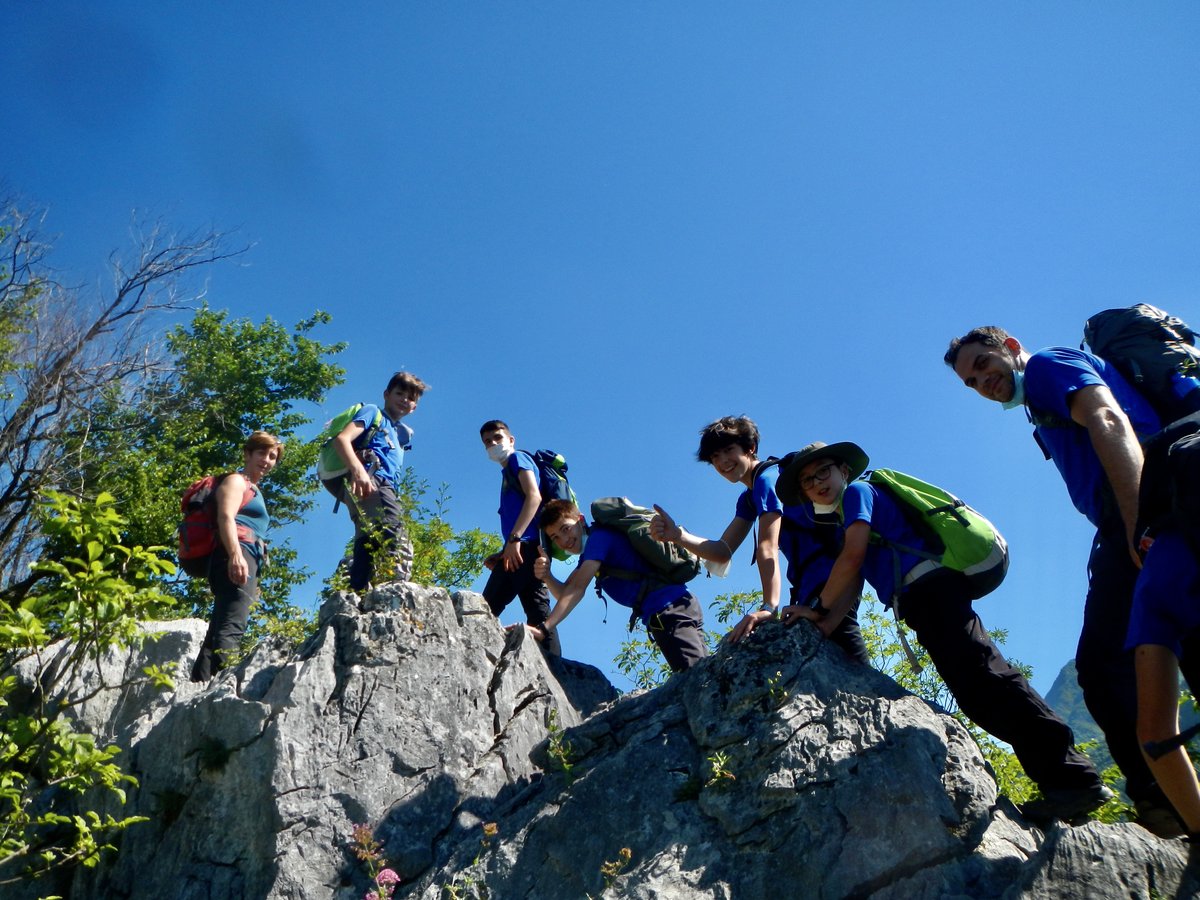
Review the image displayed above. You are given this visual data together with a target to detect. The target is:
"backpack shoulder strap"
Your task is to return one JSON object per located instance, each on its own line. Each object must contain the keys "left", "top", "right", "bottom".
{"left": 353, "top": 406, "right": 384, "bottom": 448}
{"left": 501, "top": 450, "right": 528, "bottom": 493}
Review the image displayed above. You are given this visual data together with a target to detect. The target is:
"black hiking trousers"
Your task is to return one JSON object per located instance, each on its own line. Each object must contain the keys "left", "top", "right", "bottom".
{"left": 484, "top": 541, "right": 561, "bottom": 657}
{"left": 192, "top": 543, "right": 259, "bottom": 682}
{"left": 1076, "top": 527, "right": 1160, "bottom": 804}
{"left": 900, "top": 570, "right": 1101, "bottom": 793}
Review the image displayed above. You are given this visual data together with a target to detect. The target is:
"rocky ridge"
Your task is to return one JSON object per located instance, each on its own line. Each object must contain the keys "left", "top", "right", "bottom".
{"left": 18, "top": 582, "right": 1198, "bottom": 899}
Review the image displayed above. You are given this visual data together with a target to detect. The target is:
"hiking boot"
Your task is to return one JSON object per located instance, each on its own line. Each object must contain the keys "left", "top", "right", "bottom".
{"left": 1134, "top": 799, "right": 1186, "bottom": 839}
{"left": 1020, "top": 784, "right": 1115, "bottom": 826}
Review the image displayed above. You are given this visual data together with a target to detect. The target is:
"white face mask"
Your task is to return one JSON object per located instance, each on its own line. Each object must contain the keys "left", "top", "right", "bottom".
{"left": 1002, "top": 369, "right": 1026, "bottom": 411}
{"left": 487, "top": 442, "right": 513, "bottom": 464}
{"left": 705, "top": 557, "right": 731, "bottom": 578}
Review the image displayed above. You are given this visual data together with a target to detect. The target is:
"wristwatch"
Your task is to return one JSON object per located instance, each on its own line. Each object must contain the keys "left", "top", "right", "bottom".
{"left": 507, "top": 533, "right": 522, "bottom": 544}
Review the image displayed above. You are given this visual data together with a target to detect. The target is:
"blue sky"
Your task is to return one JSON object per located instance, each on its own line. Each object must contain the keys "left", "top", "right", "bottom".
{"left": 4, "top": 3, "right": 1198, "bottom": 693}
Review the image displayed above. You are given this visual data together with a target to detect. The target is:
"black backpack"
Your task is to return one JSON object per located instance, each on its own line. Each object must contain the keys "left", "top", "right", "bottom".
{"left": 1082, "top": 304, "right": 1200, "bottom": 424}
{"left": 1137, "top": 410, "right": 1200, "bottom": 550}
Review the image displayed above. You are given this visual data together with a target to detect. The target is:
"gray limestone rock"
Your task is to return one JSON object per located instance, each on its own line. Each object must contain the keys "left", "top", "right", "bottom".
{"left": 15, "top": 587, "right": 1198, "bottom": 900}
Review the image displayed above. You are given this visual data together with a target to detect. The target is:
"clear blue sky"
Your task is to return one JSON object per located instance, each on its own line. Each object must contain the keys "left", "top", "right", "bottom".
{"left": 4, "top": 3, "right": 1198, "bottom": 693}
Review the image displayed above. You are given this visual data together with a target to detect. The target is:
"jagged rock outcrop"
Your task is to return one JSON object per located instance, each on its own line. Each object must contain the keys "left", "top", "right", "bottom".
{"left": 17, "top": 583, "right": 1199, "bottom": 899}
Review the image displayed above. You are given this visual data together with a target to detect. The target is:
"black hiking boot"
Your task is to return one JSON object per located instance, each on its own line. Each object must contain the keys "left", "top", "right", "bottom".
{"left": 1019, "top": 784, "right": 1115, "bottom": 826}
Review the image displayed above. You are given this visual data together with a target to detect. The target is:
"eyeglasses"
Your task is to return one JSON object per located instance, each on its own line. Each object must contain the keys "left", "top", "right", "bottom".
{"left": 799, "top": 463, "right": 837, "bottom": 491}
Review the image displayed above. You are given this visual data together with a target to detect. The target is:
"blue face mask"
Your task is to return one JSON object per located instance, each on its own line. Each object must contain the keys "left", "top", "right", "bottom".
{"left": 1001, "top": 368, "right": 1026, "bottom": 410}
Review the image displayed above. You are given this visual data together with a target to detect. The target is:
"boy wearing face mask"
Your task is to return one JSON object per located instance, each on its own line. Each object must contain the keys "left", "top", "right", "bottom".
{"left": 479, "top": 420, "right": 560, "bottom": 656}
{"left": 776, "top": 441, "right": 1110, "bottom": 825}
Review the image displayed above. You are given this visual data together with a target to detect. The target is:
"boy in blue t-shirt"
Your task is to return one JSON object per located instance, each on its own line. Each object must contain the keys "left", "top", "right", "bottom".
{"left": 528, "top": 500, "right": 707, "bottom": 673}
{"left": 479, "top": 420, "right": 560, "bottom": 656}
{"left": 945, "top": 325, "right": 1179, "bottom": 834}
{"left": 649, "top": 415, "right": 867, "bottom": 663}
{"left": 776, "top": 441, "right": 1108, "bottom": 825}
{"left": 329, "top": 371, "right": 426, "bottom": 592}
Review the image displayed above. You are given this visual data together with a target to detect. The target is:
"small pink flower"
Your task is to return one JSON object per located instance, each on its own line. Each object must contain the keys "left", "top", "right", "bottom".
{"left": 378, "top": 869, "right": 400, "bottom": 885}
{"left": 365, "top": 892, "right": 379, "bottom": 900}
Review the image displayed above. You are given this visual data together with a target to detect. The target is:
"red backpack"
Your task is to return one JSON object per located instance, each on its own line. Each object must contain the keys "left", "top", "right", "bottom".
{"left": 177, "top": 474, "right": 256, "bottom": 577}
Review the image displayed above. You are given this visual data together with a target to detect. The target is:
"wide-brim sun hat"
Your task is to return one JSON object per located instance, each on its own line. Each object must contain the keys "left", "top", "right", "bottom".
{"left": 776, "top": 441, "right": 870, "bottom": 505}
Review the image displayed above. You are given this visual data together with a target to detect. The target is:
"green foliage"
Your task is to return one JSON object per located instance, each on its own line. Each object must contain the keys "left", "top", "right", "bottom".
{"left": 614, "top": 636, "right": 674, "bottom": 691}
{"left": 398, "top": 472, "right": 499, "bottom": 590}
{"left": 1091, "top": 760, "right": 1135, "bottom": 824}
{"left": 766, "top": 670, "right": 787, "bottom": 708}
{"left": 74, "top": 305, "right": 346, "bottom": 632}
{"left": 0, "top": 492, "right": 174, "bottom": 885}
{"left": 545, "top": 709, "right": 576, "bottom": 782}
{"left": 704, "top": 750, "right": 736, "bottom": 789}
{"left": 709, "top": 590, "right": 763, "bottom": 629}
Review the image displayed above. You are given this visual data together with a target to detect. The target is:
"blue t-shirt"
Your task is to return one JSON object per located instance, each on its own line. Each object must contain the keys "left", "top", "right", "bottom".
{"left": 734, "top": 465, "right": 839, "bottom": 601}
{"left": 579, "top": 524, "right": 689, "bottom": 622}
{"left": 841, "top": 481, "right": 936, "bottom": 608}
{"left": 353, "top": 403, "right": 413, "bottom": 490}
{"left": 1126, "top": 531, "right": 1200, "bottom": 658}
{"left": 498, "top": 451, "right": 540, "bottom": 541}
{"left": 1025, "top": 347, "right": 1160, "bottom": 529}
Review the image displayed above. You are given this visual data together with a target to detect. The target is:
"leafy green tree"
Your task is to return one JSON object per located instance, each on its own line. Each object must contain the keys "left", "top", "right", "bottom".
{"left": 74, "top": 305, "right": 347, "bottom": 630}
{"left": 0, "top": 492, "right": 176, "bottom": 886}
{"left": 401, "top": 473, "right": 501, "bottom": 590}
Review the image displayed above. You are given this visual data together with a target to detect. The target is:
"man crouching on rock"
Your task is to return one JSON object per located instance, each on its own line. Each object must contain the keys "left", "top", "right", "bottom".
{"left": 525, "top": 499, "right": 708, "bottom": 674}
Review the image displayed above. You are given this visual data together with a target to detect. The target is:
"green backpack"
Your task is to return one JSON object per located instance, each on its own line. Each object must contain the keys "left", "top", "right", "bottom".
{"left": 589, "top": 497, "right": 703, "bottom": 628}
{"left": 315, "top": 403, "right": 384, "bottom": 489}
{"left": 864, "top": 468, "right": 1008, "bottom": 602}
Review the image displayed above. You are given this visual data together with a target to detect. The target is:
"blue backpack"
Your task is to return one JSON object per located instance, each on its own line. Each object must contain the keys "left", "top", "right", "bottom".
{"left": 503, "top": 448, "right": 576, "bottom": 505}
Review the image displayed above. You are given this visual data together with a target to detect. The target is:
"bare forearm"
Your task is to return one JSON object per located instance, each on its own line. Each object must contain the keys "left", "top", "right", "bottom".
{"left": 1088, "top": 413, "right": 1143, "bottom": 537}
{"left": 757, "top": 553, "right": 782, "bottom": 611}
{"left": 673, "top": 528, "right": 732, "bottom": 562}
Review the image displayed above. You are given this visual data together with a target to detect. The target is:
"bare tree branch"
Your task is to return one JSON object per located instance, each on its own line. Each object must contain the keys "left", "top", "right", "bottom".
{"left": 0, "top": 204, "right": 246, "bottom": 590}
